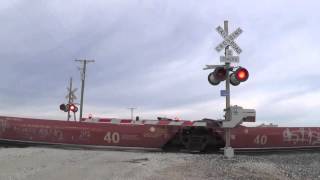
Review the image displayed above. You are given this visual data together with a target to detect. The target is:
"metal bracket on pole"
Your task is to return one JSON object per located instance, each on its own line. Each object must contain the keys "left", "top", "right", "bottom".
{"left": 222, "top": 105, "right": 256, "bottom": 128}
{"left": 203, "top": 64, "right": 225, "bottom": 70}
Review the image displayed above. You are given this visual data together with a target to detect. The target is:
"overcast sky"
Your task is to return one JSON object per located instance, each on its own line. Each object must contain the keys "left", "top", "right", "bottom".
{"left": 0, "top": 0, "right": 320, "bottom": 126}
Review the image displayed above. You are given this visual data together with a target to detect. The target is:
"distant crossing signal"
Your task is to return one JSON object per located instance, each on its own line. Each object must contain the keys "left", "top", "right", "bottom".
{"left": 69, "top": 104, "right": 78, "bottom": 113}
{"left": 59, "top": 103, "right": 78, "bottom": 113}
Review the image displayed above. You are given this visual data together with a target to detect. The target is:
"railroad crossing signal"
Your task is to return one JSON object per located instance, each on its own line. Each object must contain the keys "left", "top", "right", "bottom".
{"left": 207, "top": 66, "right": 249, "bottom": 86}
{"left": 204, "top": 20, "right": 255, "bottom": 158}
{"left": 64, "top": 77, "right": 78, "bottom": 121}
{"left": 206, "top": 21, "right": 248, "bottom": 86}
{"left": 59, "top": 103, "right": 78, "bottom": 113}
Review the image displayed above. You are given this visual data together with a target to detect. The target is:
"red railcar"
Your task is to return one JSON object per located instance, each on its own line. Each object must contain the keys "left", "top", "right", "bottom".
{"left": 0, "top": 116, "right": 319, "bottom": 152}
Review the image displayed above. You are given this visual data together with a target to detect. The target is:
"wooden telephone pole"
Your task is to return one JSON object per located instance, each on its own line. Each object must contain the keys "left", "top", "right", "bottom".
{"left": 75, "top": 59, "right": 95, "bottom": 121}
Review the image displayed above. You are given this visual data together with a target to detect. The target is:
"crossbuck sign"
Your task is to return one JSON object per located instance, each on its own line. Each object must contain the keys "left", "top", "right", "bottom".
{"left": 66, "top": 87, "right": 78, "bottom": 102}
{"left": 215, "top": 26, "right": 243, "bottom": 54}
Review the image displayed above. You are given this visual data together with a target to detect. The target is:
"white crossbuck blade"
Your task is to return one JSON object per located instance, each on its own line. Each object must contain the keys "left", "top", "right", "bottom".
{"left": 215, "top": 26, "right": 243, "bottom": 54}
{"left": 65, "top": 94, "right": 77, "bottom": 100}
{"left": 67, "top": 88, "right": 78, "bottom": 93}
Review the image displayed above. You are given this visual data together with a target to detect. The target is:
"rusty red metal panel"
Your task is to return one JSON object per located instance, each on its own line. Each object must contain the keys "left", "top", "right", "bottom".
{"left": 0, "top": 116, "right": 180, "bottom": 149}
{"left": 230, "top": 127, "right": 320, "bottom": 149}
{"left": 1, "top": 115, "right": 320, "bottom": 151}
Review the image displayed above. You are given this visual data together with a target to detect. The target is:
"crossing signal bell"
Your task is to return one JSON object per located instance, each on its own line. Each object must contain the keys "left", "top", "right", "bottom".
{"left": 59, "top": 103, "right": 78, "bottom": 113}
{"left": 208, "top": 66, "right": 249, "bottom": 86}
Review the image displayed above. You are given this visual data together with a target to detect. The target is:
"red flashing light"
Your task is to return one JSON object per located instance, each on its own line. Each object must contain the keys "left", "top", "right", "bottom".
{"left": 235, "top": 67, "right": 249, "bottom": 82}
{"left": 69, "top": 104, "right": 75, "bottom": 111}
{"left": 69, "top": 104, "right": 78, "bottom": 113}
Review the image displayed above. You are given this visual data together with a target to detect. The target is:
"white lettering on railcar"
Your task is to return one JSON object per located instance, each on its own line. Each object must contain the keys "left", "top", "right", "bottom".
{"left": 0, "top": 120, "right": 8, "bottom": 134}
{"left": 104, "top": 132, "right": 120, "bottom": 144}
{"left": 38, "top": 128, "right": 49, "bottom": 137}
{"left": 53, "top": 129, "right": 64, "bottom": 140}
{"left": 149, "top": 127, "right": 155, "bottom": 132}
{"left": 283, "top": 128, "right": 320, "bottom": 145}
{"left": 254, "top": 135, "right": 268, "bottom": 145}
{"left": 79, "top": 130, "right": 91, "bottom": 140}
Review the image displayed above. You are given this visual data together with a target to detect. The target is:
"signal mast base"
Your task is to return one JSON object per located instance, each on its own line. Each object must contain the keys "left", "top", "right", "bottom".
{"left": 224, "top": 147, "right": 234, "bottom": 158}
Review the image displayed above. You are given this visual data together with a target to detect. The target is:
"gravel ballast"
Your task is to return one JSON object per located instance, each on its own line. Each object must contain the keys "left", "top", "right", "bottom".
{"left": 0, "top": 147, "right": 319, "bottom": 180}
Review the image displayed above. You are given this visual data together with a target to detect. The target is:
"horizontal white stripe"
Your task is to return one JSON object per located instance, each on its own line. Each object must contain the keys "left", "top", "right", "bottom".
{"left": 192, "top": 122, "right": 207, "bottom": 126}
{"left": 132, "top": 121, "right": 144, "bottom": 125}
{"left": 143, "top": 120, "right": 158, "bottom": 125}
{"left": 110, "top": 119, "right": 122, "bottom": 124}
{"left": 168, "top": 121, "right": 183, "bottom": 126}
{"left": 83, "top": 118, "right": 100, "bottom": 123}
{"left": 229, "top": 146, "right": 320, "bottom": 150}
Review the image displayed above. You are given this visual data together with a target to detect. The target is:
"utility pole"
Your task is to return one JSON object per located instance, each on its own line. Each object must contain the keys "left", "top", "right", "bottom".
{"left": 75, "top": 59, "right": 95, "bottom": 121}
{"left": 128, "top": 107, "right": 136, "bottom": 121}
